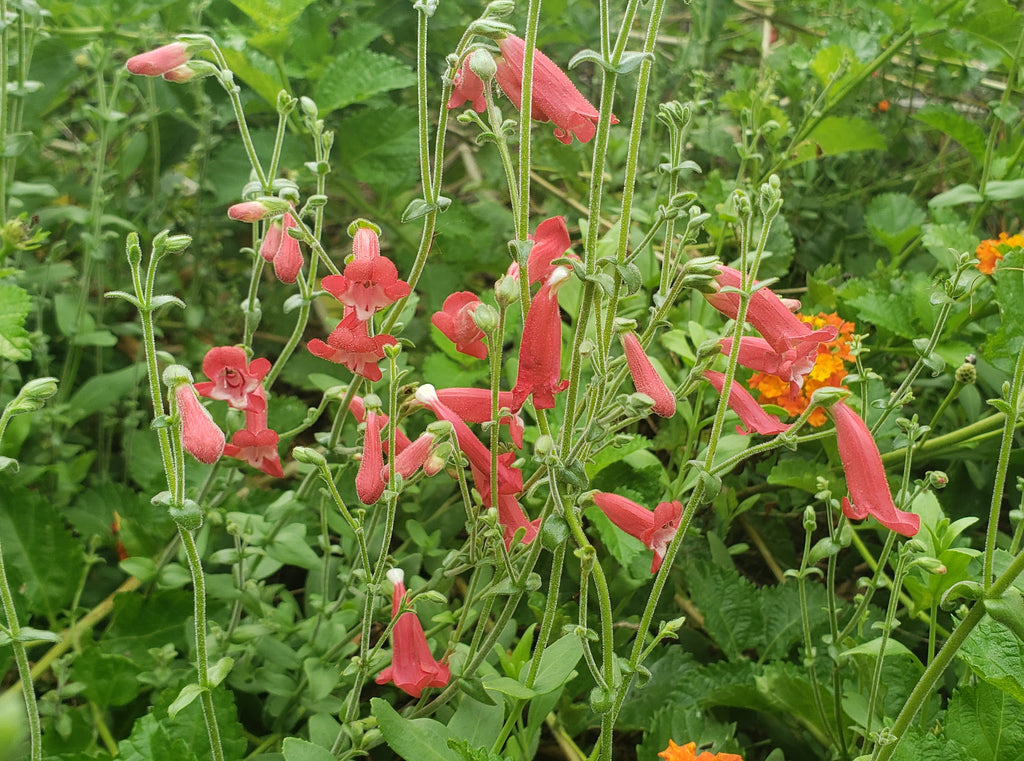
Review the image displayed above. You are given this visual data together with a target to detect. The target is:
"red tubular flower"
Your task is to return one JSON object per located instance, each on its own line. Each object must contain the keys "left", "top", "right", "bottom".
{"left": 227, "top": 201, "right": 273, "bottom": 223}
{"left": 621, "top": 332, "right": 676, "bottom": 418}
{"left": 705, "top": 266, "right": 837, "bottom": 355}
{"left": 321, "top": 257, "right": 411, "bottom": 322}
{"left": 494, "top": 35, "right": 617, "bottom": 145}
{"left": 356, "top": 407, "right": 386, "bottom": 505}
{"left": 352, "top": 226, "right": 381, "bottom": 260}
{"left": 511, "top": 268, "right": 571, "bottom": 412}
{"left": 195, "top": 346, "right": 270, "bottom": 412}
{"left": 447, "top": 54, "right": 487, "bottom": 113}
{"left": 432, "top": 292, "right": 487, "bottom": 360}
{"left": 308, "top": 310, "right": 398, "bottom": 382}
{"left": 224, "top": 428, "right": 284, "bottom": 477}
{"left": 392, "top": 432, "right": 437, "bottom": 480}
{"left": 829, "top": 402, "right": 920, "bottom": 537}
{"left": 434, "top": 387, "right": 524, "bottom": 448}
{"left": 259, "top": 212, "right": 304, "bottom": 284}
{"left": 590, "top": 493, "right": 682, "bottom": 572}
{"left": 719, "top": 336, "right": 820, "bottom": 398}
{"left": 415, "top": 384, "right": 523, "bottom": 504}
{"left": 175, "top": 384, "right": 225, "bottom": 465}
{"left": 375, "top": 569, "right": 450, "bottom": 698}
{"left": 349, "top": 396, "right": 412, "bottom": 453}
{"left": 526, "top": 216, "right": 574, "bottom": 285}
{"left": 497, "top": 494, "right": 541, "bottom": 548}
{"left": 126, "top": 42, "right": 191, "bottom": 76}
{"left": 702, "top": 371, "right": 790, "bottom": 436}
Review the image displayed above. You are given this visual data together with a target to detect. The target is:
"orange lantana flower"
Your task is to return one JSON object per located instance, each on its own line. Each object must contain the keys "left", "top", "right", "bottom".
{"left": 747, "top": 312, "right": 855, "bottom": 427}
{"left": 658, "top": 739, "right": 743, "bottom": 761}
{"left": 975, "top": 232, "right": 1024, "bottom": 275}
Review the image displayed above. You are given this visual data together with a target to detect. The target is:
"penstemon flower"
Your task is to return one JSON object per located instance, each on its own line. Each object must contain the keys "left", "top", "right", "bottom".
{"left": 259, "top": 211, "right": 304, "bottom": 284}
{"left": 511, "top": 267, "right": 571, "bottom": 412}
{"left": 125, "top": 42, "right": 192, "bottom": 77}
{"left": 308, "top": 309, "right": 398, "bottom": 382}
{"left": 224, "top": 428, "right": 283, "bottom": 477}
{"left": 621, "top": 331, "right": 676, "bottom": 418}
{"left": 431, "top": 292, "right": 487, "bottom": 360}
{"left": 375, "top": 569, "right": 450, "bottom": 698}
{"left": 166, "top": 368, "right": 226, "bottom": 465}
{"left": 434, "top": 387, "right": 524, "bottom": 448}
{"left": 195, "top": 346, "right": 271, "bottom": 412}
{"left": 492, "top": 34, "right": 617, "bottom": 145}
{"left": 447, "top": 53, "right": 488, "bottom": 113}
{"left": 702, "top": 371, "right": 790, "bottom": 436}
{"left": 321, "top": 257, "right": 411, "bottom": 322}
{"left": 356, "top": 403, "right": 386, "bottom": 505}
{"left": 524, "top": 216, "right": 575, "bottom": 285}
{"left": 496, "top": 493, "right": 541, "bottom": 548}
{"left": 589, "top": 492, "right": 683, "bottom": 573}
{"left": 827, "top": 401, "right": 920, "bottom": 537}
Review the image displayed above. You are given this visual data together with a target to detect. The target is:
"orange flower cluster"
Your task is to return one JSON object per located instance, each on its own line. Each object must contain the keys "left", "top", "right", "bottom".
{"left": 746, "top": 312, "right": 855, "bottom": 427}
{"left": 658, "top": 740, "right": 743, "bottom": 761}
{"left": 975, "top": 231, "right": 1024, "bottom": 275}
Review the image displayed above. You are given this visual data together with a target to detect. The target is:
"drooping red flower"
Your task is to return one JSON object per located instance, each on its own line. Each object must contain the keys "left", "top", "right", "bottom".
{"left": 828, "top": 401, "right": 920, "bottom": 537}
{"left": 590, "top": 493, "right": 682, "bottom": 573}
{"left": 259, "top": 212, "right": 304, "bottom": 284}
{"left": 434, "top": 387, "right": 524, "bottom": 449}
{"left": 706, "top": 265, "right": 837, "bottom": 356}
{"left": 494, "top": 35, "right": 617, "bottom": 145}
{"left": 621, "top": 332, "right": 676, "bottom": 418}
{"left": 126, "top": 42, "right": 191, "bottom": 76}
{"left": 525, "top": 216, "right": 574, "bottom": 286}
{"left": 349, "top": 395, "right": 412, "bottom": 453}
{"left": 511, "top": 268, "right": 571, "bottom": 412}
{"left": 432, "top": 292, "right": 487, "bottom": 360}
{"left": 392, "top": 432, "right": 438, "bottom": 480}
{"left": 375, "top": 568, "right": 450, "bottom": 698}
{"left": 702, "top": 371, "right": 790, "bottom": 436}
{"left": 496, "top": 493, "right": 541, "bottom": 548}
{"left": 447, "top": 54, "right": 488, "bottom": 113}
{"left": 227, "top": 201, "right": 273, "bottom": 223}
{"left": 223, "top": 428, "right": 284, "bottom": 477}
{"left": 307, "top": 309, "right": 398, "bottom": 382}
{"left": 321, "top": 256, "right": 411, "bottom": 322}
{"left": 195, "top": 346, "right": 270, "bottom": 412}
{"left": 174, "top": 384, "right": 225, "bottom": 465}
{"left": 415, "top": 384, "right": 523, "bottom": 504}
{"left": 356, "top": 406, "right": 386, "bottom": 505}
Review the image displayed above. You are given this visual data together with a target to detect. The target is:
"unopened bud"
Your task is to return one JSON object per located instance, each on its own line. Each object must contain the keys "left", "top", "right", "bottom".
{"left": 162, "top": 364, "right": 194, "bottom": 388}
{"left": 161, "top": 60, "right": 219, "bottom": 83}
{"left": 292, "top": 446, "right": 326, "bottom": 467}
{"left": 927, "top": 471, "right": 949, "bottom": 489}
{"left": 810, "top": 386, "right": 852, "bottom": 408}
{"left": 955, "top": 362, "right": 977, "bottom": 385}
{"left": 494, "top": 274, "right": 520, "bottom": 306}
{"left": 472, "top": 303, "right": 499, "bottom": 334}
{"left": 227, "top": 197, "right": 291, "bottom": 222}
{"left": 802, "top": 506, "right": 817, "bottom": 531}
{"left": 4, "top": 377, "right": 59, "bottom": 416}
{"left": 468, "top": 49, "right": 497, "bottom": 81}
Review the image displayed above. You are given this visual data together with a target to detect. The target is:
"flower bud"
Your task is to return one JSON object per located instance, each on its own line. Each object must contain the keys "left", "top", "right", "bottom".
{"left": 162, "top": 60, "right": 219, "bottom": 83}
{"left": 955, "top": 362, "right": 977, "bottom": 385}
{"left": 292, "top": 446, "right": 326, "bottom": 467}
{"left": 468, "top": 49, "right": 497, "bottom": 81}
{"left": 927, "top": 471, "right": 949, "bottom": 489}
{"left": 494, "top": 274, "right": 520, "bottom": 306}
{"left": 471, "top": 303, "right": 499, "bottom": 334}
{"left": 4, "top": 377, "right": 59, "bottom": 416}
{"left": 227, "top": 198, "right": 291, "bottom": 222}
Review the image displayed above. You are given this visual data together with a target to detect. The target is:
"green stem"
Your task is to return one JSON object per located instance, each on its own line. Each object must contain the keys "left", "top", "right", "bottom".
{"left": 983, "top": 341, "right": 1024, "bottom": 588}
{"left": 0, "top": 528, "right": 41, "bottom": 761}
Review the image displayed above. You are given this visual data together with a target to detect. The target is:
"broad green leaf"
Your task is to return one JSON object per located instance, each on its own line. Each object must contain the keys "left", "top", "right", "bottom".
{"left": 637, "top": 704, "right": 739, "bottom": 761}
{"left": 282, "top": 737, "right": 337, "bottom": 761}
{"left": 985, "top": 179, "right": 1024, "bottom": 201}
{"left": 928, "top": 183, "right": 983, "bottom": 208}
{"left": 984, "top": 249, "right": 1024, "bottom": 366}
{"left": 121, "top": 687, "right": 246, "bottom": 761}
{"left": 865, "top": 193, "right": 927, "bottom": 256}
{"left": 265, "top": 523, "right": 321, "bottom": 570}
{"left": 761, "top": 582, "right": 827, "bottom": 661}
{"left": 314, "top": 50, "right": 416, "bottom": 113}
{"left": 525, "top": 633, "right": 583, "bottom": 695}
{"left": 218, "top": 44, "right": 283, "bottom": 107}
{"left": 339, "top": 106, "right": 420, "bottom": 192}
{"left": 72, "top": 648, "right": 142, "bottom": 708}
{"left": 913, "top": 105, "right": 987, "bottom": 164}
{"left": 65, "top": 364, "right": 145, "bottom": 425}
{"left": 789, "top": 117, "right": 885, "bottom": 165}
{"left": 483, "top": 676, "right": 535, "bottom": 700}
{"left": 447, "top": 695, "right": 505, "bottom": 751}
{"left": 891, "top": 727, "right": 973, "bottom": 761}
{"left": 0, "top": 485, "right": 85, "bottom": 619}
{"left": 229, "top": 0, "right": 316, "bottom": 30}
{"left": 921, "top": 222, "right": 978, "bottom": 271}
{"left": 166, "top": 684, "right": 203, "bottom": 718}
{"left": 767, "top": 456, "right": 832, "bottom": 493}
{"left": 0, "top": 283, "right": 31, "bottom": 360}
{"left": 959, "top": 615, "right": 1024, "bottom": 704}
{"left": 945, "top": 682, "right": 1024, "bottom": 761}
{"left": 371, "top": 698, "right": 459, "bottom": 761}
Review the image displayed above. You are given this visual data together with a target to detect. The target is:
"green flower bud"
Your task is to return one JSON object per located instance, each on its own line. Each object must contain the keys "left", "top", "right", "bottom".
{"left": 162, "top": 364, "right": 194, "bottom": 388}
{"left": 955, "top": 362, "right": 977, "bottom": 385}
{"left": 472, "top": 303, "right": 499, "bottom": 334}
{"left": 292, "top": 446, "right": 326, "bottom": 467}
{"left": 469, "top": 49, "right": 497, "bottom": 81}
{"left": 494, "top": 274, "right": 520, "bottom": 306}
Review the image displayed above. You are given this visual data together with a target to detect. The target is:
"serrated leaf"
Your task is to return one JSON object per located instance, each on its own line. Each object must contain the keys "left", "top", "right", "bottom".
{"left": 72, "top": 647, "right": 142, "bottom": 708}
{"left": 865, "top": 193, "right": 927, "bottom": 256}
{"left": 0, "top": 283, "right": 31, "bottom": 360}
{"left": 686, "top": 561, "right": 763, "bottom": 660}
{"left": 913, "top": 105, "right": 987, "bottom": 164}
{"left": 945, "top": 682, "right": 1024, "bottom": 761}
{"left": 371, "top": 698, "right": 459, "bottom": 761}
{"left": 0, "top": 485, "right": 85, "bottom": 620}
{"left": 314, "top": 50, "right": 416, "bottom": 113}
{"left": 959, "top": 615, "right": 1024, "bottom": 704}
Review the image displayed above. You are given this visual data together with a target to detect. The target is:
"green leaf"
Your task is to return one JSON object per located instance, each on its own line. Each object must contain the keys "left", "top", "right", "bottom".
{"left": 338, "top": 106, "right": 420, "bottom": 192}
{"left": 482, "top": 676, "right": 535, "bottom": 700}
{"left": 524, "top": 633, "right": 583, "bottom": 694}
{"left": 371, "top": 698, "right": 459, "bottom": 761}
{"left": 789, "top": 117, "right": 885, "bottom": 164}
{"left": 686, "top": 561, "right": 762, "bottom": 660}
{"left": 208, "top": 657, "right": 234, "bottom": 688}
{"left": 864, "top": 193, "right": 927, "bottom": 256}
{"left": 945, "top": 682, "right": 1024, "bottom": 761}
{"left": 921, "top": 222, "right": 978, "bottom": 271}
{"left": 166, "top": 684, "right": 203, "bottom": 718}
{"left": 264, "top": 523, "right": 321, "bottom": 570}
{"left": 959, "top": 615, "right": 1024, "bottom": 704}
{"left": 913, "top": 105, "right": 987, "bottom": 164}
{"left": 928, "top": 183, "right": 983, "bottom": 208}
{"left": 985, "top": 179, "right": 1024, "bottom": 201}
{"left": 0, "top": 283, "right": 31, "bottom": 360}
{"left": 228, "top": 0, "right": 315, "bottom": 30}
{"left": 767, "top": 456, "right": 832, "bottom": 493}
{"left": 0, "top": 485, "right": 85, "bottom": 620}
{"left": 282, "top": 737, "right": 337, "bottom": 761}
{"left": 446, "top": 695, "right": 505, "bottom": 750}
{"left": 637, "top": 704, "right": 739, "bottom": 761}
{"left": 890, "top": 727, "right": 973, "bottom": 761}
{"left": 314, "top": 50, "right": 416, "bottom": 113}
{"left": 761, "top": 582, "right": 827, "bottom": 661}
{"left": 72, "top": 647, "right": 142, "bottom": 708}
{"left": 65, "top": 364, "right": 145, "bottom": 425}
{"left": 121, "top": 686, "right": 246, "bottom": 761}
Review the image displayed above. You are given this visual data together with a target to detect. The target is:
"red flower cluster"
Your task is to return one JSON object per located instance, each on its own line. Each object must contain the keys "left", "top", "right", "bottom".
{"left": 308, "top": 227, "right": 407, "bottom": 382}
